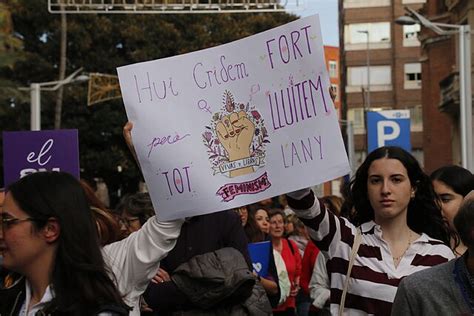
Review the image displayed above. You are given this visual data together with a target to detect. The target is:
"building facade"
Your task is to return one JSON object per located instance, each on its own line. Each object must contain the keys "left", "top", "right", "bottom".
{"left": 325, "top": 45, "right": 341, "bottom": 117}
{"left": 339, "top": 0, "right": 426, "bottom": 168}
{"left": 419, "top": 0, "right": 473, "bottom": 173}
{"left": 322, "top": 45, "right": 342, "bottom": 195}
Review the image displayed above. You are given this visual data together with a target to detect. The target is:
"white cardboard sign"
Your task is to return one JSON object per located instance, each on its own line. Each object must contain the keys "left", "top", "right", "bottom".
{"left": 118, "top": 15, "right": 350, "bottom": 220}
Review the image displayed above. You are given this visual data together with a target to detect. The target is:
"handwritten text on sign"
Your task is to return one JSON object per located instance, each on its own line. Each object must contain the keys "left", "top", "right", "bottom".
{"left": 118, "top": 15, "right": 350, "bottom": 220}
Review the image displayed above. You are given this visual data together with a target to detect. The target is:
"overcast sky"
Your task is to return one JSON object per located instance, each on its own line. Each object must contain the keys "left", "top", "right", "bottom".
{"left": 288, "top": 0, "right": 339, "bottom": 46}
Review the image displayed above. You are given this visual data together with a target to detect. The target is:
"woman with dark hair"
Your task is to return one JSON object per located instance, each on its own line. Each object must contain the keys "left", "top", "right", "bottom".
{"left": 287, "top": 146, "right": 455, "bottom": 315}
{"left": 0, "top": 172, "right": 183, "bottom": 316}
{"left": 0, "top": 172, "right": 128, "bottom": 315}
{"left": 234, "top": 206, "right": 249, "bottom": 226}
{"left": 392, "top": 192, "right": 474, "bottom": 315}
{"left": 245, "top": 204, "right": 271, "bottom": 242}
{"left": 244, "top": 204, "right": 280, "bottom": 307}
{"left": 430, "top": 165, "right": 474, "bottom": 255}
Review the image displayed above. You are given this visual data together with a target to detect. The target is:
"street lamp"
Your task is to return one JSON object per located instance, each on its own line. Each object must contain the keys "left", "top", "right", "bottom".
{"left": 19, "top": 68, "right": 89, "bottom": 131}
{"left": 395, "top": 7, "right": 473, "bottom": 171}
{"left": 357, "top": 30, "right": 371, "bottom": 110}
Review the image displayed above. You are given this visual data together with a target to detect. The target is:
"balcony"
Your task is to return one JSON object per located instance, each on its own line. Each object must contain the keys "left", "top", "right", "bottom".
{"left": 439, "top": 72, "right": 460, "bottom": 117}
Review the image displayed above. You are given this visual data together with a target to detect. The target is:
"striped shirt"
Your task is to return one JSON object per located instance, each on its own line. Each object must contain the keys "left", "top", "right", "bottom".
{"left": 288, "top": 190, "right": 455, "bottom": 316}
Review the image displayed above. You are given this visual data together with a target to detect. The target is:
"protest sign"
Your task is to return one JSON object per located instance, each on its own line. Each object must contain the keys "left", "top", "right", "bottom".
{"left": 3, "top": 129, "right": 80, "bottom": 187}
{"left": 118, "top": 15, "right": 350, "bottom": 220}
{"left": 248, "top": 241, "right": 272, "bottom": 277}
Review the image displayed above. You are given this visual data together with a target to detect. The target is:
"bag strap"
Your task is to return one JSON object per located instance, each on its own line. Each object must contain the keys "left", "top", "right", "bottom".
{"left": 338, "top": 227, "right": 362, "bottom": 316}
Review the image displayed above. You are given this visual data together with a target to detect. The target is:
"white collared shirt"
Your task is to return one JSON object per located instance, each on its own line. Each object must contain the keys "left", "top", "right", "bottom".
{"left": 18, "top": 281, "right": 113, "bottom": 315}
{"left": 19, "top": 281, "right": 53, "bottom": 316}
{"left": 289, "top": 193, "right": 455, "bottom": 315}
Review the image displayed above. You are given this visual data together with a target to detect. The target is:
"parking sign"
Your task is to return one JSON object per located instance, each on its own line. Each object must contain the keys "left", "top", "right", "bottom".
{"left": 367, "top": 110, "right": 411, "bottom": 153}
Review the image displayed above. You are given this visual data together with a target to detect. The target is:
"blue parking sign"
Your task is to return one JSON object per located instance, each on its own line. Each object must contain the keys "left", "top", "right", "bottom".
{"left": 367, "top": 110, "right": 411, "bottom": 153}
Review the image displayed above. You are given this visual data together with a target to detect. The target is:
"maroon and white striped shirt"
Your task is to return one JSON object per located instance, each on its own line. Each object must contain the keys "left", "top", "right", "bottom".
{"left": 288, "top": 191, "right": 455, "bottom": 316}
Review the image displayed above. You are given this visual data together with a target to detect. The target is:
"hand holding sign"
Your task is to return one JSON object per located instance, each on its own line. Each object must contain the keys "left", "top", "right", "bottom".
{"left": 216, "top": 110, "right": 255, "bottom": 177}
{"left": 123, "top": 121, "right": 140, "bottom": 166}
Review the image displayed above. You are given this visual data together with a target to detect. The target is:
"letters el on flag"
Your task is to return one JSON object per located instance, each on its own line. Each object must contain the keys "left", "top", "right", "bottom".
{"left": 3, "top": 129, "right": 80, "bottom": 187}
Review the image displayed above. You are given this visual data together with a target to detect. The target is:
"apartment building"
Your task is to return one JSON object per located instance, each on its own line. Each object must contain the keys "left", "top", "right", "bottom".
{"left": 419, "top": 0, "right": 474, "bottom": 172}
{"left": 325, "top": 46, "right": 341, "bottom": 118}
{"left": 339, "top": 0, "right": 426, "bottom": 168}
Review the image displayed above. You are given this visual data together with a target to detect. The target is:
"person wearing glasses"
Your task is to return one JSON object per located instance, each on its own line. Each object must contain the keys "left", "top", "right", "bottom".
{"left": 0, "top": 172, "right": 183, "bottom": 316}
{"left": 0, "top": 172, "right": 129, "bottom": 315}
{"left": 234, "top": 206, "right": 249, "bottom": 226}
{"left": 115, "top": 192, "right": 155, "bottom": 237}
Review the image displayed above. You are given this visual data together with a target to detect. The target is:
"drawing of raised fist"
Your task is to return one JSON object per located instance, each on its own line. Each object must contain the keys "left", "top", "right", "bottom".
{"left": 216, "top": 110, "right": 255, "bottom": 177}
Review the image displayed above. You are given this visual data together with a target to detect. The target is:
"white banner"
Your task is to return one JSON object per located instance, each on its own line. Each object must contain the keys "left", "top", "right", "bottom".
{"left": 118, "top": 15, "right": 350, "bottom": 220}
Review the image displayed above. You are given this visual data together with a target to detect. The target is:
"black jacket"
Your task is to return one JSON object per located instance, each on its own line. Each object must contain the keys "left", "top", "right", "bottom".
{"left": 0, "top": 274, "right": 129, "bottom": 316}
{"left": 144, "top": 211, "right": 254, "bottom": 312}
{"left": 170, "top": 247, "right": 272, "bottom": 315}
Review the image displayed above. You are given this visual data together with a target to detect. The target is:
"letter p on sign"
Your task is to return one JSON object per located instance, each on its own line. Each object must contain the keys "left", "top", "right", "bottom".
{"left": 377, "top": 121, "right": 400, "bottom": 147}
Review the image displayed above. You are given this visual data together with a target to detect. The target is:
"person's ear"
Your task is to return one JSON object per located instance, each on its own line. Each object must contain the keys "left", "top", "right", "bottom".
{"left": 43, "top": 218, "right": 60, "bottom": 243}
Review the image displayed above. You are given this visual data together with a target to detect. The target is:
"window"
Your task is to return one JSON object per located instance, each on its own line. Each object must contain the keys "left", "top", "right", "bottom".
{"left": 344, "top": 22, "right": 391, "bottom": 50}
{"left": 344, "top": 0, "right": 390, "bottom": 9}
{"left": 403, "top": 24, "right": 421, "bottom": 47}
{"left": 347, "top": 65, "right": 392, "bottom": 92}
{"left": 409, "top": 105, "right": 423, "bottom": 132}
{"left": 404, "top": 63, "right": 422, "bottom": 89}
{"left": 347, "top": 108, "right": 365, "bottom": 134}
{"left": 328, "top": 60, "right": 337, "bottom": 78}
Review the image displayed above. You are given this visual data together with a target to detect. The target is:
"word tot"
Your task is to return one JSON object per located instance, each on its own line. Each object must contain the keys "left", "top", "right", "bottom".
{"left": 265, "top": 25, "right": 313, "bottom": 69}
{"left": 162, "top": 166, "right": 192, "bottom": 196}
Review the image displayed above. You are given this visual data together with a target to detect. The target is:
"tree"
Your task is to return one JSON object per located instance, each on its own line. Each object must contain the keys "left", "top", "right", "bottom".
{"left": 1, "top": 0, "right": 296, "bottom": 203}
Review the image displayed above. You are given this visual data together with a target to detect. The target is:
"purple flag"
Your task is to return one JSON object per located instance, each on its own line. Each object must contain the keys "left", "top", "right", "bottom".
{"left": 3, "top": 129, "right": 80, "bottom": 187}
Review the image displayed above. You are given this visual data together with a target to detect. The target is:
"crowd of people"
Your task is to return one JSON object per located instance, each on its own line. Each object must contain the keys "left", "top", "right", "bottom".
{"left": 1, "top": 121, "right": 473, "bottom": 315}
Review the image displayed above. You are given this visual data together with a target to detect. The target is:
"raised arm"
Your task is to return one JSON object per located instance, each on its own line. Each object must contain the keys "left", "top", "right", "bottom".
{"left": 286, "top": 188, "right": 357, "bottom": 259}
{"left": 102, "top": 217, "right": 183, "bottom": 308}
{"left": 101, "top": 122, "right": 184, "bottom": 312}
